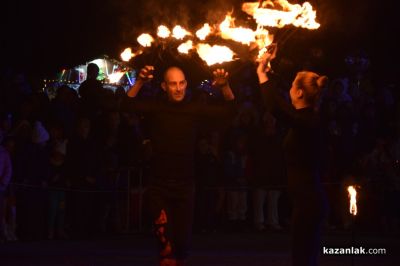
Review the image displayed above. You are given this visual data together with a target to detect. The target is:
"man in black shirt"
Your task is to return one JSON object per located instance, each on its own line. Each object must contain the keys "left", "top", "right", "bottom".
{"left": 123, "top": 65, "right": 235, "bottom": 266}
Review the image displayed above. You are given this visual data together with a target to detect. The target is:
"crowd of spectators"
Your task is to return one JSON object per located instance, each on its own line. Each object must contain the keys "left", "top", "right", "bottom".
{"left": 0, "top": 51, "right": 399, "bottom": 242}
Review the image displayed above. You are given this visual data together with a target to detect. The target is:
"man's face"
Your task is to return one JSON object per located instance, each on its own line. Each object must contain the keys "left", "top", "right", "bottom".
{"left": 162, "top": 67, "right": 187, "bottom": 102}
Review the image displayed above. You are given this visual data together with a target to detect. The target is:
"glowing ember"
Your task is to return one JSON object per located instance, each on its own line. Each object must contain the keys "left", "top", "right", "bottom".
{"left": 172, "top": 25, "right": 191, "bottom": 40}
{"left": 242, "top": 1, "right": 320, "bottom": 29}
{"left": 196, "top": 23, "right": 212, "bottom": 40}
{"left": 157, "top": 25, "right": 171, "bottom": 38}
{"left": 196, "top": 44, "right": 235, "bottom": 65}
{"left": 347, "top": 186, "right": 358, "bottom": 216}
{"left": 137, "top": 33, "right": 154, "bottom": 47}
{"left": 177, "top": 40, "right": 193, "bottom": 54}
{"left": 108, "top": 71, "right": 125, "bottom": 84}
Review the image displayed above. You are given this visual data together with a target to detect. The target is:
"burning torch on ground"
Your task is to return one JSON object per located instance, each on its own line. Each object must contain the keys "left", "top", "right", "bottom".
{"left": 347, "top": 185, "right": 358, "bottom": 216}
{"left": 347, "top": 185, "right": 359, "bottom": 266}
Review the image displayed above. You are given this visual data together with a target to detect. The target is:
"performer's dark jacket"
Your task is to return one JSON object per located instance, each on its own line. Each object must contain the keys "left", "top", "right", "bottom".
{"left": 259, "top": 78, "right": 325, "bottom": 192}
{"left": 121, "top": 93, "right": 236, "bottom": 183}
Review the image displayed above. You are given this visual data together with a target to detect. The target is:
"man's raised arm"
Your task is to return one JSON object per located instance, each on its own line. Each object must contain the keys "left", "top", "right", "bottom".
{"left": 127, "top": 65, "right": 154, "bottom": 98}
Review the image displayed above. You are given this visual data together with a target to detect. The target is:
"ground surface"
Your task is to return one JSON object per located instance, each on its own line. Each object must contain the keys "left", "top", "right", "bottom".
{"left": 0, "top": 230, "right": 398, "bottom": 266}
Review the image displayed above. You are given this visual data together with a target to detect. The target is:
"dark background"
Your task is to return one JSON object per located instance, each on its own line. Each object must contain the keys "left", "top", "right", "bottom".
{"left": 2, "top": 0, "right": 399, "bottom": 77}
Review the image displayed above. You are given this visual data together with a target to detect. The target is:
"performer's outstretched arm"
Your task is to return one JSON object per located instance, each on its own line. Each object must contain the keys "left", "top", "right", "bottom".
{"left": 256, "top": 44, "right": 318, "bottom": 128}
{"left": 127, "top": 65, "right": 154, "bottom": 98}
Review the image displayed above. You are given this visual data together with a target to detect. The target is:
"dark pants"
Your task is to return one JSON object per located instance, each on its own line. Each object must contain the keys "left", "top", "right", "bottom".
{"left": 291, "top": 187, "right": 327, "bottom": 266}
{"left": 287, "top": 167, "right": 328, "bottom": 266}
{"left": 144, "top": 179, "right": 195, "bottom": 260}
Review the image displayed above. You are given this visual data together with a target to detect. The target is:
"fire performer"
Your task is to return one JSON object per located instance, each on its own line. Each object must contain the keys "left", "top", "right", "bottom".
{"left": 256, "top": 44, "right": 328, "bottom": 266}
{"left": 121, "top": 64, "right": 235, "bottom": 266}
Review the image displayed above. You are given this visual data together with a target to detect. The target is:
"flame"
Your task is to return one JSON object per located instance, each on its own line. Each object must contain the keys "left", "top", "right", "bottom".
{"left": 157, "top": 25, "right": 171, "bottom": 38}
{"left": 196, "top": 44, "right": 235, "bottom": 65}
{"left": 242, "top": 1, "right": 320, "bottom": 29}
{"left": 137, "top": 33, "right": 154, "bottom": 47}
{"left": 196, "top": 23, "right": 212, "bottom": 40}
{"left": 120, "top": 48, "right": 133, "bottom": 62}
{"left": 172, "top": 25, "right": 191, "bottom": 40}
{"left": 347, "top": 186, "right": 358, "bottom": 216}
{"left": 126, "top": 0, "right": 320, "bottom": 65}
{"left": 108, "top": 71, "right": 125, "bottom": 84}
{"left": 177, "top": 40, "right": 194, "bottom": 54}
{"left": 120, "top": 48, "right": 143, "bottom": 62}
{"left": 219, "top": 15, "right": 257, "bottom": 45}
{"left": 218, "top": 14, "right": 274, "bottom": 59}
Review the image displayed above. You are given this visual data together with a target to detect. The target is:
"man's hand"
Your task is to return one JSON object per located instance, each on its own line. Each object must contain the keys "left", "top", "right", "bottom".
{"left": 127, "top": 65, "right": 154, "bottom": 98}
{"left": 212, "top": 68, "right": 229, "bottom": 88}
{"left": 137, "top": 65, "right": 155, "bottom": 82}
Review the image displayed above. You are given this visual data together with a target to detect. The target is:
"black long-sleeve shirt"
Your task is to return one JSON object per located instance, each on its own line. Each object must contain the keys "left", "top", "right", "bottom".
{"left": 121, "top": 96, "right": 235, "bottom": 181}
{"left": 260, "top": 80, "right": 324, "bottom": 190}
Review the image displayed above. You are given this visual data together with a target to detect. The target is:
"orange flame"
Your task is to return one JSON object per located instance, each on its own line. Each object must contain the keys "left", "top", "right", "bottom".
{"left": 125, "top": 0, "right": 320, "bottom": 65}
{"left": 177, "top": 40, "right": 194, "bottom": 54}
{"left": 242, "top": 1, "right": 320, "bottom": 29}
{"left": 120, "top": 48, "right": 134, "bottom": 62}
{"left": 347, "top": 186, "right": 358, "bottom": 216}
{"left": 120, "top": 48, "right": 143, "bottom": 62}
{"left": 196, "top": 44, "right": 235, "bottom": 65}
{"left": 172, "top": 25, "right": 191, "bottom": 40}
{"left": 196, "top": 23, "right": 212, "bottom": 40}
{"left": 219, "top": 15, "right": 258, "bottom": 45}
{"left": 137, "top": 33, "right": 154, "bottom": 47}
{"left": 157, "top": 25, "right": 171, "bottom": 38}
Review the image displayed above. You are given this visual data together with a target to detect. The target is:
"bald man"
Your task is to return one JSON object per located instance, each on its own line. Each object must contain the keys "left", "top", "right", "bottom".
{"left": 123, "top": 65, "right": 235, "bottom": 266}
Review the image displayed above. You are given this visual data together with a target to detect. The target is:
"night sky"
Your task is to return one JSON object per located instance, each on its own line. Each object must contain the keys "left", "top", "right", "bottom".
{"left": 2, "top": 0, "right": 399, "bottom": 77}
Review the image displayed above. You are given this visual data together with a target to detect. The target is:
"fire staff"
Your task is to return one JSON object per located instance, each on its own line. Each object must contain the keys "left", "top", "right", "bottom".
{"left": 121, "top": 64, "right": 235, "bottom": 266}
{"left": 256, "top": 44, "right": 328, "bottom": 266}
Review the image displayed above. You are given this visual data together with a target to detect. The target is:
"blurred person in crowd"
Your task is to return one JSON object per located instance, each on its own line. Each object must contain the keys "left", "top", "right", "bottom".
{"left": 223, "top": 133, "right": 250, "bottom": 232}
{"left": 65, "top": 117, "right": 96, "bottom": 238}
{"left": 0, "top": 134, "right": 12, "bottom": 242}
{"left": 20, "top": 121, "right": 50, "bottom": 240}
{"left": 1, "top": 136, "right": 18, "bottom": 241}
{"left": 250, "top": 111, "right": 286, "bottom": 232}
{"left": 47, "top": 122, "right": 69, "bottom": 240}
{"left": 49, "top": 85, "right": 79, "bottom": 138}
{"left": 256, "top": 44, "right": 328, "bottom": 266}
{"left": 95, "top": 111, "right": 120, "bottom": 234}
{"left": 363, "top": 137, "right": 400, "bottom": 233}
{"left": 194, "top": 134, "right": 222, "bottom": 233}
{"left": 78, "top": 63, "right": 104, "bottom": 118}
